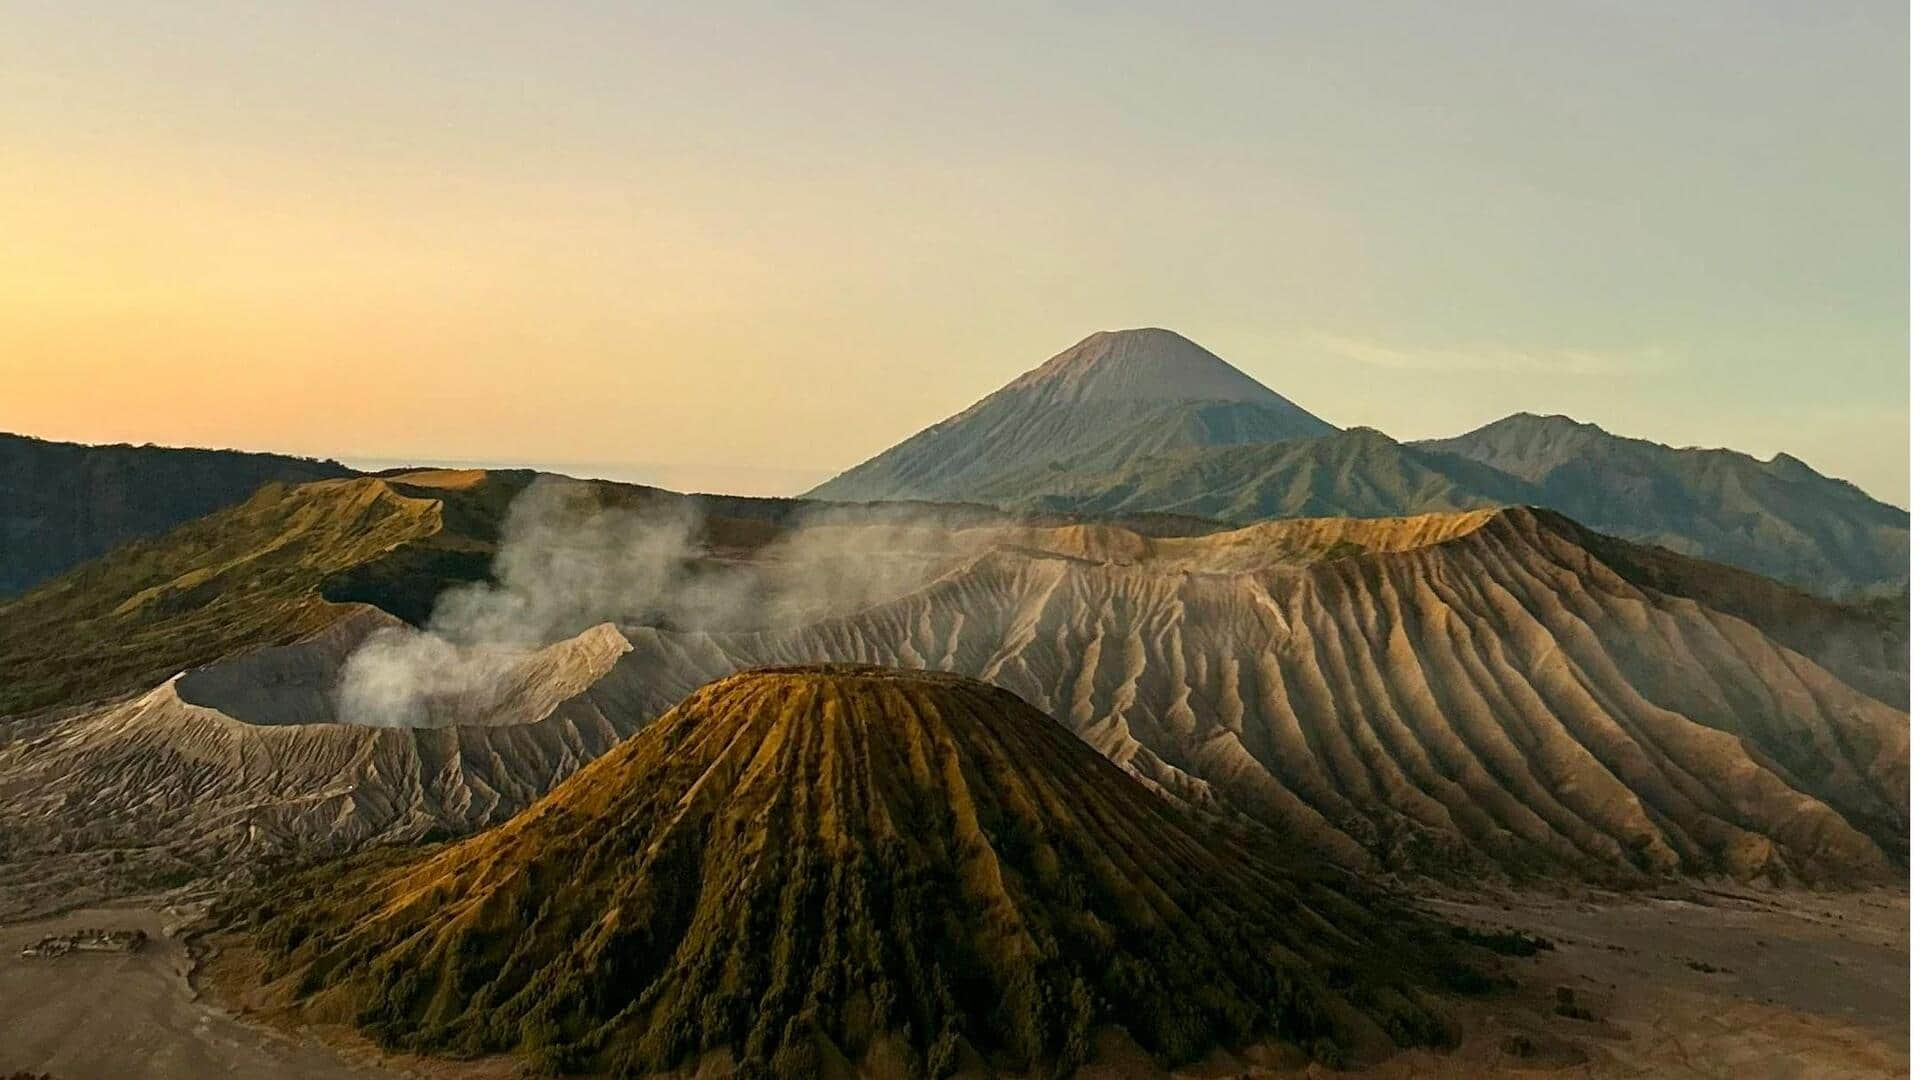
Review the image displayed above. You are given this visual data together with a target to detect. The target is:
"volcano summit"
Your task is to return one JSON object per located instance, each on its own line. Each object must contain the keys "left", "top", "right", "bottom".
{"left": 807, "top": 328, "right": 1338, "bottom": 504}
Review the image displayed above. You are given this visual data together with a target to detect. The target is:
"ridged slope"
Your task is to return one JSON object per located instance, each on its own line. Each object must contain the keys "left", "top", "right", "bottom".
{"left": 2, "top": 505, "right": 1905, "bottom": 904}
{"left": 0, "top": 469, "right": 1061, "bottom": 717}
{"left": 239, "top": 668, "right": 1468, "bottom": 1076}
{"left": 0, "top": 606, "right": 638, "bottom": 918}
{"left": 998, "top": 327, "right": 1287, "bottom": 405}
{"left": 976, "top": 427, "right": 1532, "bottom": 523}
{"left": 806, "top": 329, "right": 1335, "bottom": 503}
{"left": 604, "top": 509, "right": 1908, "bottom": 884}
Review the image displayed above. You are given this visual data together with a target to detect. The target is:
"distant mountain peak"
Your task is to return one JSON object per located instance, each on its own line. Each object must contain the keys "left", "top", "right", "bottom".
{"left": 1482, "top": 412, "right": 1602, "bottom": 435}
{"left": 1005, "top": 327, "right": 1288, "bottom": 406}
{"left": 804, "top": 328, "right": 1335, "bottom": 503}
{"left": 1766, "top": 451, "right": 1820, "bottom": 476}
{"left": 1337, "top": 425, "right": 1400, "bottom": 444}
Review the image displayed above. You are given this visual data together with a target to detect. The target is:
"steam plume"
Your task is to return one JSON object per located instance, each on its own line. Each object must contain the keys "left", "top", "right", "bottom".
{"left": 334, "top": 477, "right": 987, "bottom": 726}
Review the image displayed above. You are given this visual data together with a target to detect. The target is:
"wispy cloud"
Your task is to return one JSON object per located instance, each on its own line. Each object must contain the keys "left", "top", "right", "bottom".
{"left": 1311, "top": 334, "right": 1663, "bottom": 376}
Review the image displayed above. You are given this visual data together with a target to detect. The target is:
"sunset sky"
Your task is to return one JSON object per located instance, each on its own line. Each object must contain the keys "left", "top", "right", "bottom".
{"left": 1, "top": 1, "right": 1907, "bottom": 502}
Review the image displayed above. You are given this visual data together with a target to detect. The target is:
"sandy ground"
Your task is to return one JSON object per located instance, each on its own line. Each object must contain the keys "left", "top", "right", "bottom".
{"left": 1365, "top": 886, "right": 1910, "bottom": 1079}
{"left": 0, "top": 903, "right": 392, "bottom": 1079}
{"left": 0, "top": 890, "right": 1906, "bottom": 1079}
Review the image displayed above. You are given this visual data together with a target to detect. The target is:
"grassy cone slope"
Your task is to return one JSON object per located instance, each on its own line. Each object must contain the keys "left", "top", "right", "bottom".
{"left": 240, "top": 666, "right": 1481, "bottom": 1076}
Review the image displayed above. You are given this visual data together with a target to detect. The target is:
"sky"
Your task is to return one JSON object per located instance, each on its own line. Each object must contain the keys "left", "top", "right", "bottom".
{"left": 0, "top": 1, "right": 1907, "bottom": 503}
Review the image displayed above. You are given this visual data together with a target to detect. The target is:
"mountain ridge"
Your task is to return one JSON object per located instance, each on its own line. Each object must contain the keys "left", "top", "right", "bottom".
{"left": 0, "top": 469, "right": 1231, "bottom": 719}
{"left": 801, "top": 331, "right": 1906, "bottom": 595}
{"left": 1418, "top": 413, "right": 1908, "bottom": 594}
{"left": 0, "top": 431, "right": 357, "bottom": 598}
{"left": 972, "top": 426, "right": 1909, "bottom": 596}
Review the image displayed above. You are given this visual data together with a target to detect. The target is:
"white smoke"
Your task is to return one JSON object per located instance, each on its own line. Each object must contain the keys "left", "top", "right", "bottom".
{"left": 431, "top": 479, "right": 717, "bottom": 644}
{"left": 333, "top": 477, "right": 997, "bottom": 726}
{"left": 750, "top": 510, "right": 975, "bottom": 626}
{"left": 335, "top": 478, "right": 711, "bottom": 726}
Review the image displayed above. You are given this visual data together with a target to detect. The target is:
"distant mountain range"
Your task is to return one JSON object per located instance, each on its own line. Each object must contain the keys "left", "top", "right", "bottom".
{"left": 0, "top": 432, "right": 355, "bottom": 597}
{"left": 1422, "top": 414, "right": 1908, "bottom": 596}
{"left": 809, "top": 329, "right": 1908, "bottom": 596}
{"left": 5, "top": 329, "right": 1904, "bottom": 599}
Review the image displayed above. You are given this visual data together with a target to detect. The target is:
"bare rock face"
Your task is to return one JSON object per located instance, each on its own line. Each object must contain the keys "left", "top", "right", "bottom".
{"left": 0, "top": 607, "right": 639, "bottom": 917}
{"left": 236, "top": 667, "right": 1470, "bottom": 1076}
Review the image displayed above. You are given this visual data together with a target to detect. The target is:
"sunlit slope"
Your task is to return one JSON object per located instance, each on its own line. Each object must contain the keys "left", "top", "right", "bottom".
{"left": 237, "top": 667, "right": 1471, "bottom": 1076}
{"left": 0, "top": 476, "right": 445, "bottom": 715}
{"left": 610, "top": 508, "right": 1907, "bottom": 883}
{"left": 0, "top": 431, "right": 356, "bottom": 598}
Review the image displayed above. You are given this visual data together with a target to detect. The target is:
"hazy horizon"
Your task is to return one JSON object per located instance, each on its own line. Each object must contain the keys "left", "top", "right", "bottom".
{"left": 1, "top": 2, "right": 1907, "bottom": 504}
{"left": 10, "top": 345, "right": 1909, "bottom": 506}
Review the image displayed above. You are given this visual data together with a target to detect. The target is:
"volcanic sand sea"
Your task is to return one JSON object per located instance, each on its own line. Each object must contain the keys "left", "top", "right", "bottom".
{"left": 1387, "top": 886, "right": 1909, "bottom": 1078}
{"left": 0, "top": 889, "right": 1902, "bottom": 1078}
{"left": 0, "top": 903, "right": 395, "bottom": 1079}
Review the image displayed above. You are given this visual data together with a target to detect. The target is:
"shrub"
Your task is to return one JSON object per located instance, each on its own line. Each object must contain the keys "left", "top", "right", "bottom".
{"left": 1449, "top": 925, "right": 1554, "bottom": 957}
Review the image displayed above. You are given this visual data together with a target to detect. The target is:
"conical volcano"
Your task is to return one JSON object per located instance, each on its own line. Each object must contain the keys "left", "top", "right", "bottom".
{"left": 806, "top": 329, "right": 1336, "bottom": 503}
{"left": 240, "top": 666, "right": 1472, "bottom": 1075}
{"left": 1001, "top": 327, "right": 1292, "bottom": 406}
